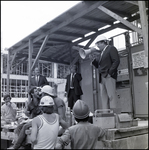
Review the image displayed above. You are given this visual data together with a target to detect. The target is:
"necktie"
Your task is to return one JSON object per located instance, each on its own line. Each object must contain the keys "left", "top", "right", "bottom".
{"left": 36, "top": 76, "right": 38, "bottom": 86}
{"left": 70, "top": 73, "right": 74, "bottom": 88}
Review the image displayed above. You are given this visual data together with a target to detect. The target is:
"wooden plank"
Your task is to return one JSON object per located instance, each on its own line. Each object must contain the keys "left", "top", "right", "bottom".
{"left": 125, "top": 1, "right": 138, "bottom": 6}
{"left": 6, "top": 50, "right": 10, "bottom": 94}
{"left": 68, "top": 24, "right": 97, "bottom": 31}
{"left": 28, "top": 39, "right": 33, "bottom": 93}
{"left": 10, "top": 52, "right": 17, "bottom": 67}
{"left": 98, "top": 5, "right": 143, "bottom": 36}
{"left": 138, "top": 1, "right": 148, "bottom": 68}
{"left": 82, "top": 16, "right": 113, "bottom": 25}
{"left": 54, "top": 31, "right": 83, "bottom": 37}
{"left": 31, "top": 35, "right": 49, "bottom": 71}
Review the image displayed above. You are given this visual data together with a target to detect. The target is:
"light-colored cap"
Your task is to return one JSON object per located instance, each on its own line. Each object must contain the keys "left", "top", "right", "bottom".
{"left": 39, "top": 96, "right": 54, "bottom": 106}
{"left": 41, "top": 85, "right": 55, "bottom": 96}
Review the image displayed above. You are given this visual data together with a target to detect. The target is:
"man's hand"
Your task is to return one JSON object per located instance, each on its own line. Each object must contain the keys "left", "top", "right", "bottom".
{"left": 89, "top": 54, "right": 96, "bottom": 61}
{"left": 55, "top": 143, "right": 63, "bottom": 149}
{"left": 64, "top": 92, "right": 67, "bottom": 97}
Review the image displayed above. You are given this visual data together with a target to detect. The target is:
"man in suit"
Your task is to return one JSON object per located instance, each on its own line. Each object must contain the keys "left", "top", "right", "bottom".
{"left": 65, "top": 65, "right": 83, "bottom": 110}
{"left": 88, "top": 35, "right": 120, "bottom": 110}
{"left": 30, "top": 67, "right": 49, "bottom": 88}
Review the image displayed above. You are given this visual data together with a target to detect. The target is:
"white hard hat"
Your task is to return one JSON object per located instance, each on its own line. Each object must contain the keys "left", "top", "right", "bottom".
{"left": 73, "top": 100, "right": 90, "bottom": 119}
{"left": 95, "top": 35, "right": 108, "bottom": 44}
{"left": 41, "top": 85, "right": 54, "bottom": 96}
{"left": 39, "top": 96, "right": 54, "bottom": 106}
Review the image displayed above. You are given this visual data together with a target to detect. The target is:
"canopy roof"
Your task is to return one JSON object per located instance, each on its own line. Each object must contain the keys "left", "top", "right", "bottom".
{"left": 8, "top": 1, "right": 148, "bottom": 69}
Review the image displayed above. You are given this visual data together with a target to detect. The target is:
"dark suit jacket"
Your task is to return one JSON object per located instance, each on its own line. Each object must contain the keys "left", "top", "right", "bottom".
{"left": 30, "top": 75, "right": 49, "bottom": 87}
{"left": 92, "top": 45, "right": 120, "bottom": 83}
{"left": 65, "top": 73, "right": 83, "bottom": 96}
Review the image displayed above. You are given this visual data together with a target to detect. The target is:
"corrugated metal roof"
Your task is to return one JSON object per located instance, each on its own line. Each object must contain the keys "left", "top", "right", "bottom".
{"left": 8, "top": 1, "right": 148, "bottom": 66}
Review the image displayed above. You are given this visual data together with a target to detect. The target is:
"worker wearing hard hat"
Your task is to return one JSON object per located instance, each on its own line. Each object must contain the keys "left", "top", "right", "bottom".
{"left": 89, "top": 35, "right": 120, "bottom": 111}
{"left": 31, "top": 96, "right": 68, "bottom": 149}
{"left": 41, "top": 85, "right": 66, "bottom": 121}
{"left": 55, "top": 100, "right": 106, "bottom": 149}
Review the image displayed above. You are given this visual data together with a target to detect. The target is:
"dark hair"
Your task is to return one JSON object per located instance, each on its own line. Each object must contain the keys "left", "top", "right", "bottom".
{"left": 70, "top": 65, "right": 77, "bottom": 72}
{"left": 41, "top": 106, "right": 54, "bottom": 114}
{"left": 75, "top": 116, "right": 89, "bottom": 123}
{"left": 3, "top": 94, "right": 11, "bottom": 101}
{"left": 28, "top": 87, "right": 37, "bottom": 98}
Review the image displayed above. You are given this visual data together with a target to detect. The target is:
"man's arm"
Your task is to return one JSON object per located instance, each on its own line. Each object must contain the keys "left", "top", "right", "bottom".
{"left": 30, "top": 117, "right": 39, "bottom": 145}
{"left": 55, "top": 129, "right": 71, "bottom": 149}
{"left": 59, "top": 115, "right": 69, "bottom": 130}
{"left": 109, "top": 46, "right": 120, "bottom": 76}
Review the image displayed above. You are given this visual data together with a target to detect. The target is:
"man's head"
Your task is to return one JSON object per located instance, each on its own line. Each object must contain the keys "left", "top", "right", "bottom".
{"left": 95, "top": 35, "right": 109, "bottom": 51}
{"left": 34, "top": 67, "right": 40, "bottom": 76}
{"left": 29, "top": 87, "right": 41, "bottom": 99}
{"left": 70, "top": 65, "right": 77, "bottom": 74}
{"left": 41, "top": 85, "right": 55, "bottom": 97}
{"left": 39, "top": 95, "right": 55, "bottom": 114}
{"left": 73, "top": 100, "right": 90, "bottom": 122}
{"left": 3, "top": 94, "right": 11, "bottom": 105}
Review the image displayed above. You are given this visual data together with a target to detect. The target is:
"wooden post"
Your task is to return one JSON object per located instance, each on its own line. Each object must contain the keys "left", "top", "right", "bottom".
{"left": 28, "top": 39, "right": 33, "bottom": 101}
{"left": 138, "top": 1, "right": 148, "bottom": 68}
{"left": 6, "top": 50, "right": 10, "bottom": 94}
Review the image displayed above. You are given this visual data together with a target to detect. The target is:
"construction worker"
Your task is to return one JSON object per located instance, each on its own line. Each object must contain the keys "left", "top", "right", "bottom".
{"left": 31, "top": 96, "right": 68, "bottom": 149}
{"left": 55, "top": 100, "right": 106, "bottom": 149}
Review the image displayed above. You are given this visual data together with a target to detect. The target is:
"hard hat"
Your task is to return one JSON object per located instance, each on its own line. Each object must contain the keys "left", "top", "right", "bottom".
{"left": 73, "top": 100, "right": 90, "bottom": 119}
{"left": 41, "top": 85, "right": 54, "bottom": 96}
{"left": 39, "top": 96, "right": 54, "bottom": 106}
{"left": 95, "top": 35, "right": 108, "bottom": 44}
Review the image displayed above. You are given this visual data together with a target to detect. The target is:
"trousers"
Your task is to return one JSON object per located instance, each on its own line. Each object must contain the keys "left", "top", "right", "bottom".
{"left": 99, "top": 74, "right": 118, "bottom": 109}
{"left": 68, "top": 89, "right": 80, "bottom": 110}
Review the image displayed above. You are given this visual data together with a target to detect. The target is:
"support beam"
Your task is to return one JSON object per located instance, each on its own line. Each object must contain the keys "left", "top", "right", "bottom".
{"left": 125, "top": 1, "right": 138, "bottom": 6}
{"left": 6, "top": 50, "right": 10, "bottom": 94}
{"left": 10, "top": 57, "right": 27, "bottom": 73}
{"left": 138, "top": 1, "right": 148, "bottom": 68}
{"left": 10, "top": 52, "right": 17, "bottom": 67}
{"left": 28, "top": 39, "right": 33, "bottom": 92}
{"left": 68, "top": 24, "right": 97, "bottom": 32}
{"left": 85, "top": 34, "right": 98, "bottom": 48}
{"left": 54, "top": 31, "right": 83, "bottom": 38}
{"left": 31, "top": 35, "right": 49, "bottom": 71}
{"left": 71, "top": 13, "right": 140, "bottom": 46}
{"left": 98, "top": 5, "right": 143, "bottom": 36}
{"left": 82, "top": 16, "right": 113, "bottom": 25}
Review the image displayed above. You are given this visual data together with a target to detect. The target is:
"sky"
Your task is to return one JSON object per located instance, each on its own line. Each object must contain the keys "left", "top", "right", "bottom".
{"left": 1, "top": 1, "right": 81, "bottom": 51}
{"left": 1, "top": 1, "right": 127, "bottom": 52}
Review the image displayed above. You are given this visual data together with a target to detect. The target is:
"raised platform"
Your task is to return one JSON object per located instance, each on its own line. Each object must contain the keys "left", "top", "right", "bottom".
{"left": 96, "top": 121, "right": 148, "bottom": 149}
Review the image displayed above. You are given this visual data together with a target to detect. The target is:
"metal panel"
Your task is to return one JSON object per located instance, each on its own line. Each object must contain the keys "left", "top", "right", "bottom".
{"left": 131, "top": 44, "right": 148, "bottom": 118}
{"left": 117, "top": 88, "right": 132, "bottom": 113}
{"left": 80, "top": 60, "right": 94, "bottom": 113}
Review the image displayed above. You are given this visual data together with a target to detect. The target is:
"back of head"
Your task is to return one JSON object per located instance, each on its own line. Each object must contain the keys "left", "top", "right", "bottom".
{"left": 73, "top": 100, "right": 90, "bottom": 119}
{"left": 39, "top": 95, "right": 54, "bottom": 106}
{"left": 41, "top": 85, "right": 55, "bottom": 96}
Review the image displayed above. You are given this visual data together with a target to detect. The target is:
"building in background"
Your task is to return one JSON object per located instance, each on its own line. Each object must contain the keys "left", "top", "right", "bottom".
{"left": 1, "top": 56, "right": 69, "bottom": 107}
